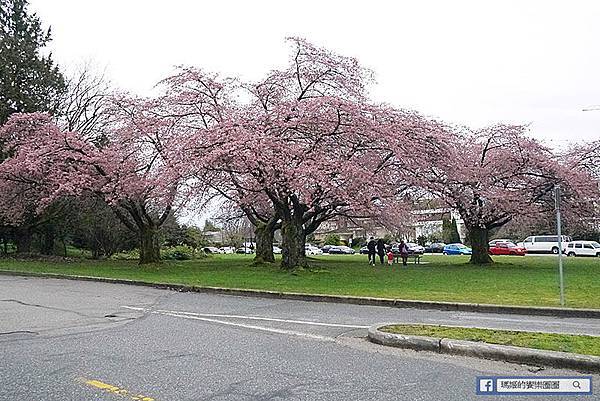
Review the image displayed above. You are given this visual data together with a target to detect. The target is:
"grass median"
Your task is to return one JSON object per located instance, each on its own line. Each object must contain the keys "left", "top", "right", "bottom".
{"left": 380, "top": 324, "right": 600, "bottom": 357}
{"left": 0, "top": 253, "right": 599, "bottom": 309}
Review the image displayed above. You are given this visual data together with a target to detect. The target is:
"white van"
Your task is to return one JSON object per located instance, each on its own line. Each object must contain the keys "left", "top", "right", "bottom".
{"left": 565, "top": 241, "right": 600, "bottom": 257}
{"left": 521, "top": 235, "right": 572, "bottom": 254}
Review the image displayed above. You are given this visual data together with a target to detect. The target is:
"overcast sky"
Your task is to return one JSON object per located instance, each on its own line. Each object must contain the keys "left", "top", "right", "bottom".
{"left": 30, "top": 0, "right": 600, "bottom": 147}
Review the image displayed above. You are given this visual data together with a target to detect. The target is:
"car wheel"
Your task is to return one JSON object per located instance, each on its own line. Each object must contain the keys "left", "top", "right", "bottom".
{"left": 567, "top": 252, "right": 576, "bottom": 257}
{"left": 442, "top": 252, "right": 447, "bottom": 255}
{"left": 551, "top": 247, "right": 559, "bottom": 254}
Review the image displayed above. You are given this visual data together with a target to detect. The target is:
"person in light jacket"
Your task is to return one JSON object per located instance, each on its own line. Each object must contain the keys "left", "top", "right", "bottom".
{"left": 399, "top": 240, "right": 409, "bottom": 266}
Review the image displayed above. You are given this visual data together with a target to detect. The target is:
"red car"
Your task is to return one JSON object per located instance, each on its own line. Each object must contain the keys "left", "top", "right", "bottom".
{"left": 489, "top": 242, "right": 527, "bottom": 256}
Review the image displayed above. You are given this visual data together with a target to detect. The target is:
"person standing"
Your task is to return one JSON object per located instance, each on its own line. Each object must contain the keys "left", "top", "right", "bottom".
{"left": 367, "top": 237, "right": 377, "bottom": 266}
{"left": 376, "top": 238, "right": 386, "bottom": 265}
{"left": 399, "top": 240, "right": 409, "bottom": 266}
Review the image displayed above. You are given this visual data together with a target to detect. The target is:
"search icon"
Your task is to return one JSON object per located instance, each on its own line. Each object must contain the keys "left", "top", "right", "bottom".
{"left": 573, "top": 380, "right": 581, "bottom": 389}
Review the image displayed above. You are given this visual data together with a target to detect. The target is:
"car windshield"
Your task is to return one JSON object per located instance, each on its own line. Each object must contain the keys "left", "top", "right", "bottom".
{"left": 592, "top": 242, "right": 600, "bottom": 249}
{"left": 456, "top": 244, "right": 467, "bottom": 249}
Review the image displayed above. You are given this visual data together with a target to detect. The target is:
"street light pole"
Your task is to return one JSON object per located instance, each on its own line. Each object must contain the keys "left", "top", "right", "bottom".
{"left": 555, "top": 185, "right": 565, "bottom": 306}
{"left": 582, "top": 106, "right": 600, "bottom": 111}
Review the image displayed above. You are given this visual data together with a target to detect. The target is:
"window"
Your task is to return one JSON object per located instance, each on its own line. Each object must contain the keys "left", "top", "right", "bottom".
{"left": 592, "top": 242, "right": 600, "bottom": 249}
{"left": 575, "top": 243, "right": 582, "bottom": 249}
{"left": 524, "top": 237, "right": 533, "bottom": 243}
{"left": 568, "top": 243, "right": 574, "bottom": 248}
{"left": 584, "top": 244, "right": 593, "bottom": 249}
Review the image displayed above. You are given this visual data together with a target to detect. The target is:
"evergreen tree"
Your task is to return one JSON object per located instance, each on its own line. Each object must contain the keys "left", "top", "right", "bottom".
{"left": 450, "top": 217, "right": 461, "bottom": 243}
{"left": 442, "top": 216, "right": 462, "bottom": 244}
{"left": 0, "top": 0, "right": 65, "bottom": 254}
{"left": 0, "top": 0, "right": 65, "bottom": 124}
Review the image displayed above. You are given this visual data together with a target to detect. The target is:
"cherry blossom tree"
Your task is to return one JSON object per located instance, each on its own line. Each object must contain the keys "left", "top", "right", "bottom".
{"left": 567, "top": 140, "right": 600, "bottom": 180}
{"left": 404, "top": 124, "right": 593, "bottom": 264}
{"left": 79, "top": 95, "right": 193, "bottom": 264}
{"left": 558, "top": 140, "right": 600, "bottom": 235}
{"left": 0, "top": 93, "right": 194, "bottom": 264}
{"left": 169, "top": 38, "right": 441, "bottom": 269}
{"left": 0, "top": 113, "right": 92, "bottom": 252}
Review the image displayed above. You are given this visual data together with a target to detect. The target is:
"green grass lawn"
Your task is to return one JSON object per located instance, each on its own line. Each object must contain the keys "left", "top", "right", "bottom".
{"left": 380, "top": 324, "right": 600, "bottom": 357}
{"left": 0, "top": 254, "right": 598, "bottom": 309}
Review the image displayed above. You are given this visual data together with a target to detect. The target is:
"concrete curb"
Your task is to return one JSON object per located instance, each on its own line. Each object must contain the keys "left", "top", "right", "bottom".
{"left": 368, "top": 324, "right": 600, "bottom": 373}
{"left": 1, "top": 269, "right": 600, "bottom": 318}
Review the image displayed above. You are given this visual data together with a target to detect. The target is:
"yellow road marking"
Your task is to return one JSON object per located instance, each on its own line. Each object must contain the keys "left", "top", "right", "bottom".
{"left": 81, "top": 378, "right": 155, "bottom": 401}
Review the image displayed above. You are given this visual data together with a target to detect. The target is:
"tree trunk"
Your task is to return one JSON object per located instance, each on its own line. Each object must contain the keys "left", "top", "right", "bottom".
{"left": 280, "top": 217, "right": 307, "bottom": 270}
{"left": 468, "top": 226, "right": 493, "bottom": 264}
{"left": 14, "top": 227, "right": 32, "bottom": 254}
{"left": 139, "top": 226, "right": 161, "bottom": 264}
{"left": 254, "top": 222, "right": 275, "bottom": 263}
{"left": 41, "top": 225, "right": 56, "bottom": 255}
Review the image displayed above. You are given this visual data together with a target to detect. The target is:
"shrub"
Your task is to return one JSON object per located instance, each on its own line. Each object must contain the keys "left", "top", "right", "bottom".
{"left": 111, "top": 249, "right": 140, "bottom": 260}
{"left": 323, "top": 234, "right": 341, "bottom": 245}
{"left": 350, "top": 236, "right": 365, "bottom": 249}
{"left": 161, "top": 245, "right": 196, "bottom": 260}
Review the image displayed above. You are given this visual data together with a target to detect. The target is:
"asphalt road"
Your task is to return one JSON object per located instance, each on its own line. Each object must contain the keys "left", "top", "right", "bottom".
{"left": 1, "top": 276, "right": 598, "bottom": 401}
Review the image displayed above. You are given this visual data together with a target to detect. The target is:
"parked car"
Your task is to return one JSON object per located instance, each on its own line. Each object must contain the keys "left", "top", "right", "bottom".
{"left": 488, "top": 242, "right": 526, "bottom": 256}
{"left": 305, "top": 244, "right": 323, "bottom": 255}
{"left": 521, "top": 235, "right": 572, "bottom": 254}
{"left": 424, "top": 242, "right": 446, "bottom": 253}
{"left": 321, "top": 245, "right": 334, "bottom": 253}
{"left": 359, "top": 246, "right": 369, "bottom": 254}
{"left": 202, "top": 246, "right": 223, "bottom": 254}
{"left": 219, "top": 246, "right": 235, "bottom": 254}
{"left": 443, "top": 243, "right": 472, "bottom": 255}
{"left": 390, "top": 242, "right": 423, "bottom": 256}
{"left": 565, "top": 241, "right": 600, "bottom": 257}
{"left": 273, "top": 246, "right": 282, "bottom": 254}
{"left": 406, "top": 242, "right": 425, "bottom": 255}
{"left": 236, "top": 247, "right": 254, "bottom": 254}
{"left": 327, "top": 245, "right": 356, "bottom": 254}
{"left": 488, "top": 239, "right": 512, "bottom": 247}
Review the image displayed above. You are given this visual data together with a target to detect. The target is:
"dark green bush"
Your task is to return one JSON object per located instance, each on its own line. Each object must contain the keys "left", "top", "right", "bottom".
{"left": 161, "top": 245, "right": 196, "bottom": 260}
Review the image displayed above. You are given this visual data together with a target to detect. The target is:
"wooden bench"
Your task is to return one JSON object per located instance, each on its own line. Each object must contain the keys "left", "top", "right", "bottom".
{"left": 393, "top": 252, "right": 422, "bottom": 265}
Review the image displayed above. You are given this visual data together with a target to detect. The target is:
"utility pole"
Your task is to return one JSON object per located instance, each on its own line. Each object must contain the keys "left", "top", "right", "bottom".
{"left": 555, "top": 185, "right": 565, "bottom": 306}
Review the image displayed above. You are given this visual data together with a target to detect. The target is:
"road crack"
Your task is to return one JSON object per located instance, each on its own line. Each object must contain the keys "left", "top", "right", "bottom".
{"left": 0, "top": 298, "right": 92, "bottom": 318}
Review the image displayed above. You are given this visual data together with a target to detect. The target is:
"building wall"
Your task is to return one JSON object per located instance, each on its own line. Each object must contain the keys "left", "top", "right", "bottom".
{"left": 313, "top": 208, "right": 468, "bottom": 243}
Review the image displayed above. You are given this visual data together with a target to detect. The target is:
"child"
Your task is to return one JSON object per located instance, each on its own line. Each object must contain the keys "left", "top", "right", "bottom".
{"left": 387, "top": 249, "right": 394, "bottom": 266}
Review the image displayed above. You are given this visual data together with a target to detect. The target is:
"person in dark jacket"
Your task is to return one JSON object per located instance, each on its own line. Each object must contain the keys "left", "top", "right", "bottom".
{"left": 376, "top": 238, "right": 386, "bottom": 265}
{"left": 367, "top": 237, "right": 377, "bottom": 266}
